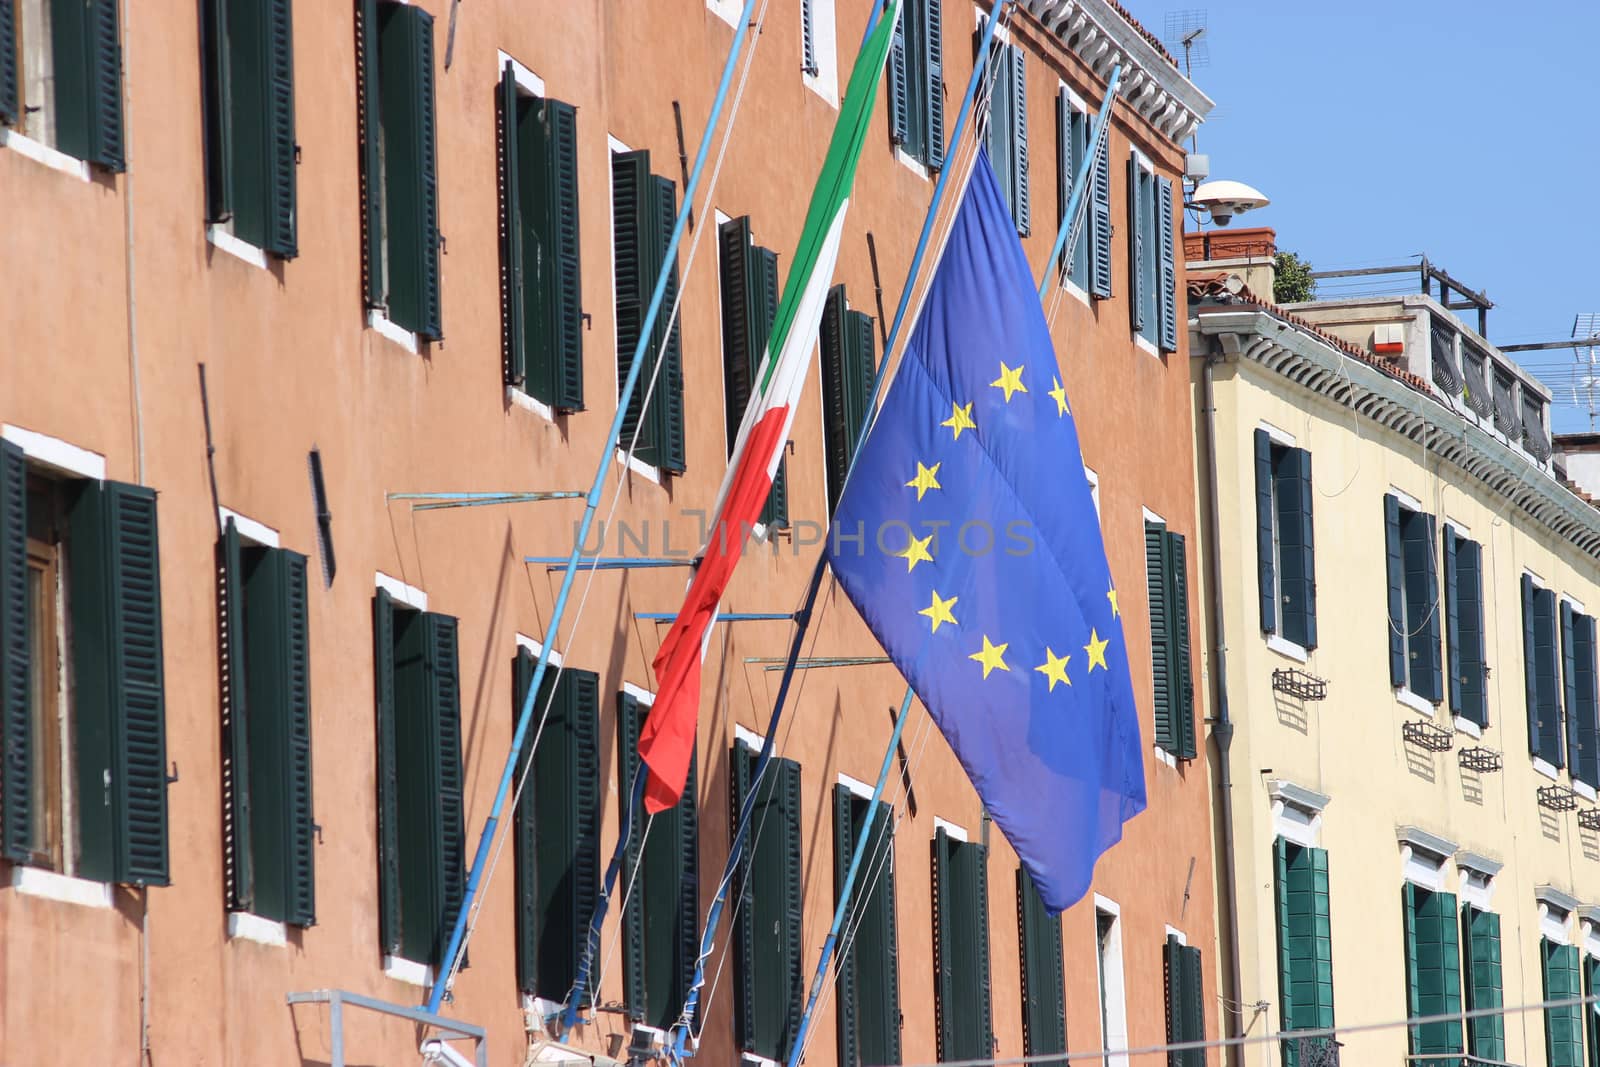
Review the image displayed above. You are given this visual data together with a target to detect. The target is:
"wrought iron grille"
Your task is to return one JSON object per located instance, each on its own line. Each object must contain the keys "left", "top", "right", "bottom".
{"left": 1461, "top": 344, "right": 1492, "bottom": 418}
{"left": 1492, "top": 368, "right": 1522, "bottom": 438}
{"left": 1272, "top": 668, "right": 1328, "bottom": 701}
{"left": 1539, "top": 784, "right": 1580, "bottom": 812}
{"left": 1403, "top": 720, "right": 1454, "bottom": 752}
{"left": 1431, "top": 318, "right": 1461, "bottom": 395}
{"left": 1523, "top": 396, "right": 1552, "bottom": 461}
{"left": 1458, "top": 747, "right": 1503, "bottom": 773}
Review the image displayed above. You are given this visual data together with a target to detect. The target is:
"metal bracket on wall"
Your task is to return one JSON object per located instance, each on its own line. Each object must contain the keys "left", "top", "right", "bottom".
{"left": 1271, "top": 667, "right": 1327, "bottom": 701}
{"left": 1579, "top": 809, "right": 1600, "bottom": 832}
{"left": 1458, "top": 747, "right": 1503, "bottom": 773}
{"left": 1401, "top": 720, "right": 1453, "bottom": 752}
{"left": 1538, "top": 784, "right": 1581, "bottom": 813}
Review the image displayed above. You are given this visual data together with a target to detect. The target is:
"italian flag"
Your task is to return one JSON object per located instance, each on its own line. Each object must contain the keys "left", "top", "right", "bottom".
{"left": 640, "top": 0, "right": 903, "bottom": 813}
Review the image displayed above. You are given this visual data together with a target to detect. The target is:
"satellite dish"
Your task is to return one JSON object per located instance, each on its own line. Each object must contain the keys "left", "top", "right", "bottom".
{"left": 1191, "top": 179, "right": 1270, "bottom": 226}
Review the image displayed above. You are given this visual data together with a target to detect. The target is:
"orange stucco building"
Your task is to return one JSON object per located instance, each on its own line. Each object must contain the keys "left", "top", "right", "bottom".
{"left": 0, "top": 0, "right": 1216, "bottom": 1064}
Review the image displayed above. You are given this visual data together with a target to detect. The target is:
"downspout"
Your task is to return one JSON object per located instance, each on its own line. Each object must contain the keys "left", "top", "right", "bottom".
{"left": 1201, "top": 348, "right": 1245, "bottom": 1065}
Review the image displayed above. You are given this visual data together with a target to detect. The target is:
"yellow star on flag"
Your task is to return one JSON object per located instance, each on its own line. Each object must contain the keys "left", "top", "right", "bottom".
{"left": 1107, "top": 586, "right": 1119, "bottom": 617}
{"left": 941, "top": 401, "right": 976, "bottom": 441}
{"left": 1035, "top": 648, "right": 1072, "bottom": 692}
{"left": 905, "top": 461, "right": 942, "bottom": 501}
{"left": 1048, "top": 376, "right": 1070, "bottom": 417}
{"left": 1084, "top": 628, "right": 1110, "bottom": 672}
{"left": 918, "top": 589, "right": 959, "bottom": 633}
{"left": 969, "top": 634, "right": 1011, "bottom": 679}
{"left": 991, "top": 361, "right": 1028, "bottom": 403}
{"left": 894, "top": 532, "right": 935, "bottom": 572}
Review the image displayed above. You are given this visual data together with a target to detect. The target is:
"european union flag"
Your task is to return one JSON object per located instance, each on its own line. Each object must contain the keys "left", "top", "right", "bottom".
{"left": 826, "top": 151, "right": 1145, "bottom": 912}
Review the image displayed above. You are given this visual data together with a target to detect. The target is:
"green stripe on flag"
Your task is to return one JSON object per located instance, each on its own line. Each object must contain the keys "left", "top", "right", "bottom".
{"left": 759, "top": 0, "right": 902, "bottom": 394}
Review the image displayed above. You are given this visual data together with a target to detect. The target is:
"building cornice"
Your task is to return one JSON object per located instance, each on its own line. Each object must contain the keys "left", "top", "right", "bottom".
{"left": 1195, "top": 308, "right": 1600, "bottom": 562}
{"left": 1267, "top": 779, "right": 1329, "bottom": 815}
{"left": 1023, "top": 0, "right": 1214, "bottom": 143}
{"left": 1537, "top": 884, "right": 1581, "bottom": 915}
{"left": 1455, "top": 850, "right": 1503, "bottom": 879}
{"left": 1396, "top": 826, "right": 1457, "bottom": 861}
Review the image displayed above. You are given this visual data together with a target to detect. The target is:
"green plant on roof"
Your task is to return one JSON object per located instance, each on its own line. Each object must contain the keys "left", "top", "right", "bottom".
{"left": 1275, "top": 251, "right": 1316, "bottom": 304}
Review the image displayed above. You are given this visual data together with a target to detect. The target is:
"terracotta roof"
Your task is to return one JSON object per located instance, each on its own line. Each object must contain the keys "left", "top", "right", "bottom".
{"left": 1102, "top": 0, "right": 1178, "bottom": 65}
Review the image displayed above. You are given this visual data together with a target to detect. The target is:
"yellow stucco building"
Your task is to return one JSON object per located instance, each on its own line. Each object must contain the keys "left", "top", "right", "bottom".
{"left": 1188, "top": 235, "right": 1600, "bottom": 1067}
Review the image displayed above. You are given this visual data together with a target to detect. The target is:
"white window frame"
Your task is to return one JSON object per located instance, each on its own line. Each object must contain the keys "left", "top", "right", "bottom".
{"left": 1387, "top": 488, "right": 1438, "bottom": 714}
{"left": 0, "top": 127, "right": 90, "bottom": 181}
{"left": 1269, "top": 779, "right": 1329, "bottom": 849}
{"left": 707, "top": 0, "right": 742, "bottom": 26}
{"left": 1094, "top": 894, "right": 1129, "bottom": 1067}
{"left": 2, "top": 425, "right": 106, "bottom": 481}
{"left": 801, "top": 0, "right": 838, "bottom": 107}
{"left": 1256, "top": 422, "right": 1309, "bottom": 663}
{"left": 10, "top": 865, "right": 113, "bottom": 908}
{"left": 931, "top": 816, "right": 968, "bottom": 843}
{"left": 375, "top": 572, "right": 427, "bottom": 612}
{"left": 218, "top": 507, "right": 281, "bottom": 549}
{"left": 1056, "top": 81, "right": 1091, "bottom": 306}
{"left": 1083, "top": 464, "right": 1100, "bottom": 518}
{"left": 1396, "top": 826, "right": 1457, "bottom": 892}
{"left": 1538, "top": 886, "right": 1578, "bottom": 945}
{"left": 1128, "top": 148, "right": 1159, "bottom": 357}
{"left": 1456, "top": 853, "right": 1500, "bottom": 911}
{"left": 608, "top": 133, "right": 666, "bottom": 484}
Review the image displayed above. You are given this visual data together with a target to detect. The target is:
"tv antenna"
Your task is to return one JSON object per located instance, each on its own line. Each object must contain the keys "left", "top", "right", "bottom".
{"left": 1575, "top": 314, "right": 1600, "bottom": 429}
{"left": 1163, "top": 10, "right": 1210, "bottom": 78}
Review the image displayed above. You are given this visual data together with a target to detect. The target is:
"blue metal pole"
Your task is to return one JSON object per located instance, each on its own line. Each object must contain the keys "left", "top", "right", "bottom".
{"left": 523, "top": 557, "right": 696, "bottom": 570}
{"left": 783, "top": 688, "right": 912, "bottom": 1067}
{"left": 669, "top": 5, "right": 1014, "bottom": 1053}
{"left": 859, "top": 0, "right": 885, "bottom": 48}
{"left": 1038, "top": 66, "right": 1122, "bottom": 301}
{"left": 426, "top": 0, "right": 764, "bottom": 1013}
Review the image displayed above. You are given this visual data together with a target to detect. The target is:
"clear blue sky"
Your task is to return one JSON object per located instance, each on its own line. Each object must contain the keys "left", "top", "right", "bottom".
{"left": 1124, "top": 0, "right": 1600, "bottom": 431}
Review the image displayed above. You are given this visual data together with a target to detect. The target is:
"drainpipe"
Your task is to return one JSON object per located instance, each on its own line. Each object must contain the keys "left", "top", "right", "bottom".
{"left": 1201, "top": 349, "right": 1245, "bottom": 1065}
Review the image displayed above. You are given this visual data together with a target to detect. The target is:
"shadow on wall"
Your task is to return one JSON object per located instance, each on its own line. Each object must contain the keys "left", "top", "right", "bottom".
{"left": 1403, "top": 745, "right": 1436, "bottom": 785}
{"left": 1459, "top": 768, "right": 1484, "bottom": 807}
{"left": 1540, "top": 810, "right": 1563, "bottom": 843}
{"left": 1272, "top": 690, "right": 1308, "bottom": 734}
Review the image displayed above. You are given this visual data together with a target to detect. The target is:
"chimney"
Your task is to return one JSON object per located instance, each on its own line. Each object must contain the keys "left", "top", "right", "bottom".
{"left": 1183, "top": 226, "right": 1277, "bottom": 302}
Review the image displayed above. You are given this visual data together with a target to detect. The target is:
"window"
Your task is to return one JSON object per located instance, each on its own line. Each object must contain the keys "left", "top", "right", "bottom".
{"left": 933, "top": 825, "right": 992, "bottom": 1061}
{"left": 1585, "top": 954, "right": 1600, "bottom": 1067}
{"left": 1461, "top": 904, "right": 1504, "bottom": 1063}
{"left": 1442, "top": 525, "right": 1486, "bottom": 727}
{"left": 218, "top": 517, "right": 314, "bottom": 926}
{"left": 1544, "top": 938, "right": 1583, "bottom": 1067}
{"left": 718, "top": 215, "right": 788, "bottom": 529}
{"left": 886, "top": 0, "right": 943, "bottom": 171}
{"left": 356, "top": 0, "right": 442, "bottom": 340}
{"left": 800, "top": 0, "right": 837, "bottom": 104}
{"left": 199, "top": 0, "right": 297, "bottom": 257}
{"left": 0, "top": 442, "right": 169, "bottom": 884}
{"left": 1054, "top": 87, "right": 1091, "bottom": 291}
{"left": 1383, "top": 494, "right": 1443, "bottom": 703}
{"left": 1017, "top": 868, "right": 1065, "bottom": 1066}
{"left": 1163, "top": 934, "right": 1205, "bottom": 1067}
{"left": 1254, "top": 431, "right": 1316, "bottom": 651}
{"left": 0, "top": 0, "right": 123, "bottom": 169}
{"left": 820, "top": 285, "right": 876, "bottom": 515}
{"left": 372, "top": 589, "right": 463, "bottom": 967}
{"left": 1126, "top": 152, "right": 1177, "bottom": 351}
{"left": 616, "top": 687, "right": 697, "bottom": 1029}
{"left": 1144, "top": 517, "right": 1195, "bottom": 759}
{"left": 612, "top": 148, "right": 686, "bottom": 475}
{"left": 731, "top": 737, "right": 803, "bottom": 1060}
{"left": 499, "top": 61, "right": 583, "bottom": 409}
{"left": 1401, "top": 884, "right": 1462, "bottom": 1061}
{"left": 1094, "top": 902, "right": 1127, "bottom": 1067}
{"left": 1562, "top": 601, "right": 1599, "bottom": 789}
{"left": 979, "top": 22, "right": 1028, "bottom": 235}
{"left": 1274, "top": 837, "right": 1334, "bottom": 1067}
{"left": 834, "top": 783, "right": 900, "bottom": 1066}
{"left": 510, "top": 646, "right": 599, "bottom": 1002}
{"left": 1522, "top": 575, "right": 1562, "bottom": 767}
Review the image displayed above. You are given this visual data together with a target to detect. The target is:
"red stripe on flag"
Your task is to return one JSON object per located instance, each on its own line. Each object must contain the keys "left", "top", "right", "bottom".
{"left": 640, "top": 404, "right": 790, "bottom": 813}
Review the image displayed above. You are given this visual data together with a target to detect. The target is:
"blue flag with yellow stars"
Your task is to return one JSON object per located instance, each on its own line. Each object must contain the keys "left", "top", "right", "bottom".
{"left": 826, "top": 150, "right": 1145, "bottom": 913}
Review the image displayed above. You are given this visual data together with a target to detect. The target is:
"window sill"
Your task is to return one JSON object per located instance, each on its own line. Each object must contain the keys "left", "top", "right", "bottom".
{"left": 227, "top": 911, "right": 288, "bottom": 946}
{"left": 367, "top": 310, "right": 420, "bottom": 354}
{"left": 1453, "top": 716, "right": 1483, "bottom": 740}
{"left": 382, "top": 955, "right": 433, "bottom": 987}
{"left": 741, "top": 1054, "right": 781, "bottom": 1067}
{"left": 507, "top": 386, "right": 557, "bottom": 423}
{"left": 1266, "top": 634, "right": 1308, "bottom": 664}
{"left": 803, "top": 71, "right": 838, "bottom": 108}
{"left": 1153, "top": 744, "right": 1178, "bottom": 769}
{"left": 706, "top": 0, "right": 741, "bottom": 25}
{"left": 1395, "top": 688, "right": 1436, "bottom": 717}
{"left": 1533, "top": 758, "right": 1560, "bottom": 782}
{"left": 1060, "top": 276, "right": 1091, "bottom": 306}
{"left": 206, "top": 225, "right": 269, "bottom": 270}
{"left": 615, "top": 449, "right": 662, "bottom": 485}
{"left": 10, "top": 866, "right": 113, "bottom": 909}
{"left": 1133, "top": 332, "right": 1160, "bottom": 358}
{"left": 0, "top": 128, "right": 90, "bottom": 181}
{"left": 894, "top": 146, "right": 931, "bottom": 180}
{"left": 1577, "top": 781, "right": 1598, "bottom": 803}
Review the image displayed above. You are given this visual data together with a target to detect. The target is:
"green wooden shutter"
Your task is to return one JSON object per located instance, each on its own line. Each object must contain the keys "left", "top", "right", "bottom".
{"left": 1308, "top": 847, "right": 1334, "bottom": 1028}
{"left": 1544, "top": 939, "right": 1584, "bottom": 1067}
{"left": 1455, "top": 538, "right": 1487, "bottom": 726}
{"left": 1276, "top": 837, "right": 1335, "bottom": 1067}
{"left": 1169, "top": 530, "right": 1196, "bottom": 759}
{"left": 1180, "top": 945, "right": 1205, "bottom": 1067}
{"left": 1018, "top": 868, "right": 1066, "bottom": 1066}
{"left": 1276, "top": 448, "right": 1316, "bottom": 650}
{"left": 834, "top": 786, "right": 861, "bottom": 1067}
{"left": 801, "top": 0, "right": 816, "bottom": 75}
{"left": 0, "top": 439, "right": 30, "bottom": 864}
{"left": 1444, "top": 527, "right": 1462, "bottom": 715}
{"left": 1273, "top": 837, "right": 1295, "bottom": 1067}
{"left": 199, "top": 0, "right": 233, "bottom": 223}
{"left": 1524, "top": 574, "right": 1540, "bottom": 756}
{"left": 779, "top": 759, "right": 804, "bottom": 1057}
{"left": 1565, "top": 601, "right": 1580, "bottom": 773}
{"left": 934, "top": 830, "right": 992, "bottom": 1060}
{"left": 720, "top": 217, "right": 757, "bottom": 455}
{"left": 1157, "top": 176, "right": 1177, "bottom": 352}
{"left": 1089, "top": 123, "right": 1112, "bottom": 298}
{"left": 1165, "top": 934, "right": 1187, "bottom": 1067}
{"left": 499, "top": 64, "right": 527, "bottom": 388}
{"left": 0, "top": 0, "right": 15, "bottom": 126}
{"left": 756, "top": 246, "right": 788, "bottom": 529}
{"left": 887, "top": 4, "right": 909, "bottom": 147}
{"left": 543, "top": 99, "right": 584, "bottom": 410}
{"left": 1536, "top": 587, "right": 1563, "bottom": 766}
{"left": 356, "top": 0, "right": 384, "bottom": 309}
{"left": 1461, "top": 906, "right": 1505, "bottom": 1061}
{"left": 379, "top": 2, "right": 441, "bottom": 339}
{"left": 280, "top": 551, "right": 314, "bottom": 926}
{"left": 650, "top": 174, "right": 687, "bottom": 474}
{"left": 1054, "top": 88, "right": 1072, "bottom": 279}
{"left": 966, "top": 838, "right": 994, "bottom": 1058}
{"left": 821, "top": 286, "right": 850, "bottom": 513}
{"left": 69, "top": 481, "right": 168, "bottom": 885}
{"left": 52, "top": 0, "right": 125, "bottom": 171}
{"left": 673, "top": 755, "right": 700, "bottom": 1030}
{"left": 262, "top": 0, "right": 297, "bottom": 257}
{"left": 1401, "top": 885, "right": 1420, "bottom": 1045}
{"left": 617, "top": 690, "right": 647, "bottom": 1017}
{"left": 373, "top": 591, "right": 402, "bottom": 955}
{"left": 657, "top": 745, "right": 699, "bottom": 1029}
{"left": 732, "top": 744, "right": 802, "bottom": 1059}
{"left": 732, "top": 740, "right": 758, "bottom": 1052}
{"left": 1128, "top": 158, "right": 1145, "bottom": 333}
{"left": 1404, "top": 887, "right": 1462, "bottom": 1057}
{"left": 425, "top": 613, "right": 463, "bottom": 966}
{"left": 1575, "top": 614, "right": 1600, "bottom": 788}
{"left": 512, "top": 649, "right": 539, "bottom": 993}
{"left": 923, "top": 0, "right": 944, "bottom": 170}
{"left": 1384, "top": 495, "right": 1406, "bottom": 687}
{"left": 1145, "top": 520, "right": 1173, "bottom": 752}
{"left": 1254, "top": 430, "right": 1276, "bottom": 634}
{"left": 1419, "top": 514, "right": 1443, "bottom": 702}
{"left": 1010, "top": 44, "right": 1029, "bottom": 236}
{"left": 932, "top": 828, "right": 956, "bottom": 1061}
{"left": 612, "top": 149, "right": 657, "bottom": 466}
{"left": 1586, "top": 956, "right": 1600, "bottom": 1067}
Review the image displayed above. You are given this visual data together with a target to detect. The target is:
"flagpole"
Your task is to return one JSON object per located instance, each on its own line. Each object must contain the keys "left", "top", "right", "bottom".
{"left": 1038, "top": 65, "right": 1122, "bottom": 301}
{"left": 782, "top": 62, "right": 1125, "bottom": 1067}
{"left": 425, "top": 0, "right": 764, "bottom": 1014}
{"left": 669, "top": 3, "right": 1015, "bottom": 1055}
